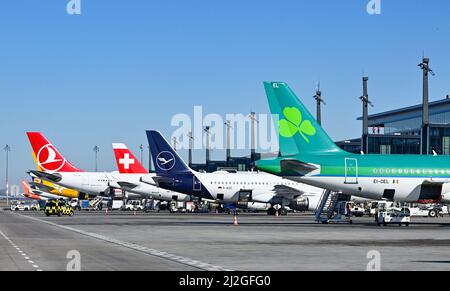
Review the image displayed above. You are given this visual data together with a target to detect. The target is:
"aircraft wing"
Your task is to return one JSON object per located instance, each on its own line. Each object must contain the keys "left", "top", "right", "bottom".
{"left": 116, "top": 181, "right": 140, "bottom": 190}
{"left": 272, "top": 184, "right": 304, "bottom": 200}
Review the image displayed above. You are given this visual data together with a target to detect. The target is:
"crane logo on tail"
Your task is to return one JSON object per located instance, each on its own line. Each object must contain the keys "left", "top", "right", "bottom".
{"left": 156, "top": 151, "right": 176, "bottom": 171}
{"left": 37, "top": 144, "right": 66, "bottom": 173}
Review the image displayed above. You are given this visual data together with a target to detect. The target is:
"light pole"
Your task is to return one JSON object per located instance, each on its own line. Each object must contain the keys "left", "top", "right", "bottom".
{"left": 224, "top": 121, "right": 232, "bottom": 166}
{"left": 360, "top": 77, "right": 373, "bottom": 154}
{"left": 139, "top": 144, "right": 144, "bottom": 165}
{"left": 172, "top": 137, "right": 178, "bottom": 152}
{"left": 204, "top": 126, "right": 211, "bottom": 165}
{"left": 248, "top": 112, "right": 259, "bottom": 165}
{"left": 93, "top": 145, "right": 100, "bottom": 172}
{"left": 419, "top": 57, "right": 435, "bottom": 155}
{"left": 313, "top": 83, "right": 325, "bottom": 126}
{"left": 187, "top": 131, "right": 194, "bottom": 167}
{"left": 4, "top": 145, "right": 10, "bottom": 207}
{"left": 147, "top": 145, "right": 152, "bottom": 172}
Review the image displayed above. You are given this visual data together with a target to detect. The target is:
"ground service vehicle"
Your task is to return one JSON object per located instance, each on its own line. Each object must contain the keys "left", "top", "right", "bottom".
{"left": 11, "top": 202, "right": 31, "bottom": 211}
{"left": 376, "top": 202, "right": 410, "bottom": 226}
{"left": 44, "top": 200, "right": 74, "bottom": 217}
{"left": 122, "top": 200, "right": 144, "bottom": 211}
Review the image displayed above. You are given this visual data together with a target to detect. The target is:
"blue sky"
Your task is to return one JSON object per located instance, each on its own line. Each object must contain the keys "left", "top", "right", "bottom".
{"left": 1, "top": 0, "right": 450, "bottom": 187}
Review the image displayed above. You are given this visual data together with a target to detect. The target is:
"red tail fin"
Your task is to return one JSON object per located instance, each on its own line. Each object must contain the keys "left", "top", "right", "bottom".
{"left": 112, "top": 143, "right": 148, "bottom": 174}
{"left": 21, "top": 180, "right": 32, "bottom": 195}
{"left": 26, "top": 132, "right": 83, "bottom": 173}
{"left": 21, "top": 180, "right": 41, "bottom": 200}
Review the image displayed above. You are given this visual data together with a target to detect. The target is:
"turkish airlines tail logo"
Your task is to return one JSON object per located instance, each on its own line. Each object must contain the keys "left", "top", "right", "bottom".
{"left": 37, "top": 144, "right": 66, "bottom": 172}
{"left": 26, "top": 132, "right": 83, "bottom": 173}
{"left": 112, "top": 143, "right": 148, "bottom": 174}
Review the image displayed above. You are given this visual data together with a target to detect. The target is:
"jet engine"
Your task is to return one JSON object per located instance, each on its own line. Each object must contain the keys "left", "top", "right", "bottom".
{"left": 288, "top": 197, "right": 310, "bottom": 212}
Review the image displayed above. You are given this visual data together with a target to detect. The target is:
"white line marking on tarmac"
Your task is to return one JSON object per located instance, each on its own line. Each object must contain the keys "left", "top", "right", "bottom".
{"left": 16, "top": 213, "right": 233, "bottom": 271}
{"left": 0, "top": 229, "right": 44, "bottom": 271}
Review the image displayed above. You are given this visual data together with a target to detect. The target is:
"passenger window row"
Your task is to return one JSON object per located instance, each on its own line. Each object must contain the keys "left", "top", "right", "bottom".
{"left": 209, "top": 181, "right": 297, "bottom": 186}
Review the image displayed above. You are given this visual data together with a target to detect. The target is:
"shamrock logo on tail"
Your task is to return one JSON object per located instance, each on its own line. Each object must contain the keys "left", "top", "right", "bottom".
{"left": 279, "top": 107, "right": 316, "bottom": 142}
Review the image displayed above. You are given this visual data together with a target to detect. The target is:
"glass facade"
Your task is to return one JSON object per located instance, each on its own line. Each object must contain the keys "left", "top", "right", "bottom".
{"left": 339, "top": 143, "right": 361, "bottom": 154}
{"left": 368, "top": 136, "right": 420, "bottom": 155}
{"left": 190, "top": 155, "right": 259, "bottom": 172}
{"left": 383, "top": 117, "right": 421, "bottom": 135}
{"left": 375, "top": 110, "right": 450, "bottom": 135}
{"left": 430, "top": 127, "right": 450, "bottom": 155}
{"left": 430, "top": 111, "right": 450, "bottom": 125}
{"left": 356, "top": 100, "right": 450, "bottom": 155}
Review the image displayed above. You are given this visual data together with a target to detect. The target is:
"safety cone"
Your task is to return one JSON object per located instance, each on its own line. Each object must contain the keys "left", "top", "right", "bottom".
{"left": 233, "top": 215, "right": 239, "bottom": 226}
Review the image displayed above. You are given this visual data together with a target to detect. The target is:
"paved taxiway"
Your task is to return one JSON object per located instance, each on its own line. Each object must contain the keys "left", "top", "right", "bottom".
{"left": 1, "top": 210, "right": 450, "bottom": 271}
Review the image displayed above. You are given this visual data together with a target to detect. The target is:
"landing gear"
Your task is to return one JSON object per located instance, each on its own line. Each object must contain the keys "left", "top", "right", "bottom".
{"left": 278, "top": 208, "right": 288, "bottom": 216}
{"left": 267, "top": 207, "right": 277, "bottom": 216}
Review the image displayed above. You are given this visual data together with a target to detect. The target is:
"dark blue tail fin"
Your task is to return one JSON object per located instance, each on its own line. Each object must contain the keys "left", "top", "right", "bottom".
{"left": 146, "top": 130, "right": 191, "bottom": 175}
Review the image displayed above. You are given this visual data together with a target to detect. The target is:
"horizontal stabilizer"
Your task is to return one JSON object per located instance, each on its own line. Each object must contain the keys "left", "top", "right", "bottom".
{"left": 141, "top": 175, "right": 174, "bottom": 187}
{"left": 32, "top": 190, "right": 42, "bottom": 195}
{"left": 29, "top": 170, "right": 62, "bottom": 183}
{"left": 29, "top": 182, "right": 55, "bottom": 193}
{"left": 280, "top": 159, "right": 318, "bottom": 176}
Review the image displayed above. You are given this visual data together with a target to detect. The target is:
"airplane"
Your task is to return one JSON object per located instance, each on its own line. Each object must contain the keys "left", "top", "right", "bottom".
{"left": 26, "top": 132, "right": 189, "bottom": 202}
{"left": 27, "top": 132, "right": 116, "bottom": 198}
{"left": 29, "top": 145, "right": 89, "bottom": 200}
{"left": 256, "top": 81, "right": 450, "bottom": 204}
{"left": 143, "top": 130, "right": 325, "bottom": 215}
{"left": 111, "top": 143, "right": 191, "bottom": 202}
{"left": 21, "top": 180, "right": 65, "bottom": 201}
{"left": 28, "top": 177, "right": 87, "bottom": 200}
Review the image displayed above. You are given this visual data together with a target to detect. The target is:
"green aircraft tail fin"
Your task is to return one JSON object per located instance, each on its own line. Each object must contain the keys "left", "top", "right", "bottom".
{"left": 264, "top": 81, "right": 346, "bottom": 156}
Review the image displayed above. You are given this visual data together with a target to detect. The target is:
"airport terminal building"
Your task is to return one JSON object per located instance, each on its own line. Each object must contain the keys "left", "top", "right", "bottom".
{"left": 188, "top": 96, "right": 450, "bottom": 174}
{"left": 336, "top": 97, "right": 450, "bottom": 155}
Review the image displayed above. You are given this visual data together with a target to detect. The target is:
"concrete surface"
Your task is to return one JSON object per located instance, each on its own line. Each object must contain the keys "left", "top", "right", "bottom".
{"left": 1, "top": 210, "right": 450, "bottom": 271}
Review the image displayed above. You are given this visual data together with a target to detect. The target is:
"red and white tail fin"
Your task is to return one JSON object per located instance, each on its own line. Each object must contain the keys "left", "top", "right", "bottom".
{"left": 112, "top": 143, "right": 148, "bottom": 174}
{"left": 26, "top": 132, "right": 83, "bottom": 173}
